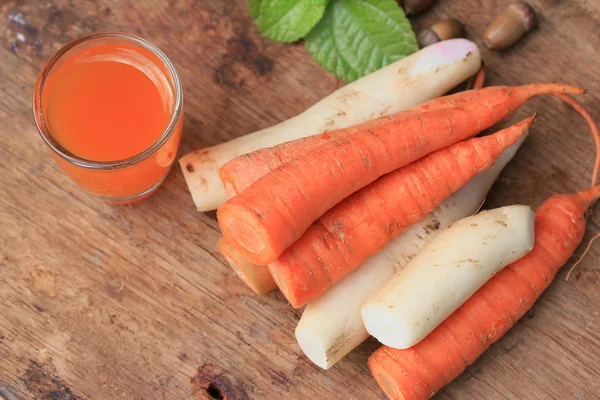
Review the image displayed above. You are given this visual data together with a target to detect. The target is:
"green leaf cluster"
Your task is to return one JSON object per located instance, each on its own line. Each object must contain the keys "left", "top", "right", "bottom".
{"left": 248, "top": 0, "right": 418, "bottom": 82}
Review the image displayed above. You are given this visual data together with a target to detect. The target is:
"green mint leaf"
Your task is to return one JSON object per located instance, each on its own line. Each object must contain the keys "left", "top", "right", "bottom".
{"left": 257, "top": 0, "right": 329, "bottom": 43}
{"left": 248, "top": 0, "right": 263, "bottom": 21}
{"left": 305, "top": 0, "right": 418, "bottom": 82}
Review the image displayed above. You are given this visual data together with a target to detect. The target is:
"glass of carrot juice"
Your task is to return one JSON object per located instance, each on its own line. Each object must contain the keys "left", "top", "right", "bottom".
{"left": 33, "top": 32, "right": 183, "bottom": 203}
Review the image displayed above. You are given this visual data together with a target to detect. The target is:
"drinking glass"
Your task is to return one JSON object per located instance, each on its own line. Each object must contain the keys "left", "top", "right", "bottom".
{"left": 33, "top": 33, "right": 184, "bottom": 203}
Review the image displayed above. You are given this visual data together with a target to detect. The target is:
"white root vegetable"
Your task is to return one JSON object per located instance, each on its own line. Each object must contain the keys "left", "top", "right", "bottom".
{"left": 218, "top": 236, "right": 276, "bottom": 295}
{"left": 294, "top": 136, "right": 526, "bottom": 369}
{"left": 179, "top": 39, "right": 481, "bottom": 211}
{"left": 361, "top": 205, "right": 535, "bottom": 350}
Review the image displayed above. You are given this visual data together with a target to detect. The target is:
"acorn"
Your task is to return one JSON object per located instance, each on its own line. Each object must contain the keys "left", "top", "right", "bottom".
{"left": 404, "top": 0, "right": 436, "bottom": 16}
{"left": 418, "top": 18, "right": 465, "bottom": 47}
{"left": 483, "top": 2, "right": 537, "bottom": 50}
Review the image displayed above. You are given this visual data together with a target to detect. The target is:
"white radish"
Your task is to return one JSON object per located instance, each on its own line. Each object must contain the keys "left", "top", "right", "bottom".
{"left": 179, "top": 39, "right": 481, "bottom": 211}
{"left": 294, "top": 136, "right": 526, "bottom": 369}
{"left": 361, "top": 205, "right": 535, "bottom": 350}
{"left": 218, "top": 236, "right": 276, "bottom": 295}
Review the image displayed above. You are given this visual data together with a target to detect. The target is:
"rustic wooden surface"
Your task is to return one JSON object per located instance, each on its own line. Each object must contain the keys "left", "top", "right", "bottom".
{"left": 1, "top": 0, "right": 599, "bottom": 399}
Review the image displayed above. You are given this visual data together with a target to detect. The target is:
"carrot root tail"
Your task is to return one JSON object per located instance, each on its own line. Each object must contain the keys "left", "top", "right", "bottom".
{"left": 552, "top": 93, "right": 600, "bottom": 188}
{"left": 566, "top": 231, "right": 600, "bottom": 281}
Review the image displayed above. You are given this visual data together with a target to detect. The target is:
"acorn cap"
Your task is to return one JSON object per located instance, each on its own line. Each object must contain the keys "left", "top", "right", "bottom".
{"left": 483, "top": 1, "right": 537, "bottom": 50}
{"left": 418, "top": 19, "right": 465, "bottom": 47}
{"left": 404, "top": 0, "right": 436, "bottom": 15}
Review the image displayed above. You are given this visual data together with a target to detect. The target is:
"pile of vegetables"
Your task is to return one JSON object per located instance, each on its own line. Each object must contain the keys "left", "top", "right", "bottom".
{"left": 177, "top": 3, "right": 600, "bottom": 399}
{"left": 180, "top": 39, "right": 481, "bottom": 211}
{"left": 296, "top": 136, "right": 526, "bottom": 369}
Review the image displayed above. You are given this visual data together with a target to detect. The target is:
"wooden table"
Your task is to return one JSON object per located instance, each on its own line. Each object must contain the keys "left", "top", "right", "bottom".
{"left": 1, "top": 1, "right": 599, "bottom": 399}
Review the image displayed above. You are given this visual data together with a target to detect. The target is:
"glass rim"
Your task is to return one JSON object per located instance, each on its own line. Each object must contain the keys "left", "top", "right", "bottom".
{"left": 32, "top": 32, "right": 184, "bottom": 170}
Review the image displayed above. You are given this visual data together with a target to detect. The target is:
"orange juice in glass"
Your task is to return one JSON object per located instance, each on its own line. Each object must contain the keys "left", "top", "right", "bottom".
{"left": 33, "top": 33, "right": 183, "bottom": 203}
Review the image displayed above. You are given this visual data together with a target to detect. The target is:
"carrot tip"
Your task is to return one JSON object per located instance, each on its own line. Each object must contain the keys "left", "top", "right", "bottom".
{"left": 522, "top": 112, "right": 538, "bottom": 126}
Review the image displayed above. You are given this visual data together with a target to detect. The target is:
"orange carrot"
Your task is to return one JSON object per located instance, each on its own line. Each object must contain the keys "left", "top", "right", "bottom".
{"left": 368, "top": 185, "right": 600, "bottom": 400}
{"left": 472, "top": 66, "right": 485, "bottom": 90}
{"left": 220, "top": 89, "right": 488, "bottom": 196}
{"left": 218, "top": 84, "right": 583, "bottom": 265}
{"left": 218, "top": 236, "right": 276, "bottom": 295}
{"left": 367, "top": 93, "right": 600, "bottom": 399}
{"left": 221, "top": 91, "right": 591, "bottom": 200}
{"left": 465, "top": 65, "right": 485, "bottom": 91}
{"left": 268, "top": 115, "right": 537, "bottom": 308}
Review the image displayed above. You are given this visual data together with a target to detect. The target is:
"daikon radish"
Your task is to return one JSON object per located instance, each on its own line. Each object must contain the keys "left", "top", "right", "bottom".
{"left": 218, "top": 236, "right": 276, "bottom": 295}
{"left": 294, "top": 136, "right": 525, "bottom": 369}
{"left": 362, "top": 205, "right": 535, "bottom": 350}
{"left": 179, "top": 39, "right": 481, "bottom": 211}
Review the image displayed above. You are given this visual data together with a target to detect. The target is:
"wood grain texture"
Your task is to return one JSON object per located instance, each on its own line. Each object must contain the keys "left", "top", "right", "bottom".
{"left": 0, "top": 0, "right": 599, "bottom": 399}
